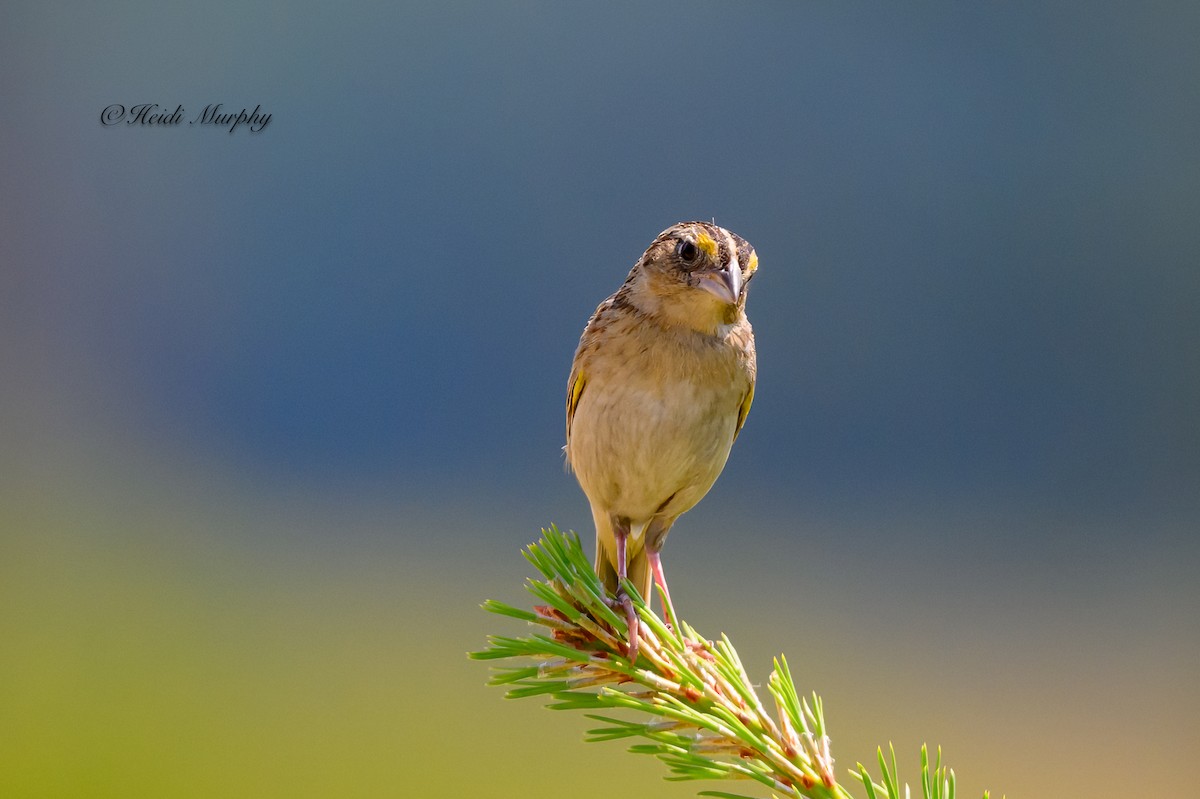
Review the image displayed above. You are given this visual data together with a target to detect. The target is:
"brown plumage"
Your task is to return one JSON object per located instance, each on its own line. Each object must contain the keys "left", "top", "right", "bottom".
{"left": 565, "top": 221, "right": 758, "bottom": 659}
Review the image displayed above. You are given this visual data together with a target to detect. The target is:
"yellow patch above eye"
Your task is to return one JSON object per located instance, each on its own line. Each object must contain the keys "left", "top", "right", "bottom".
{"left": 695, "top": 232, "right": 719, "bottom": 259}
{"left": 746, "top": 252, "right": 758, "bottom": 274}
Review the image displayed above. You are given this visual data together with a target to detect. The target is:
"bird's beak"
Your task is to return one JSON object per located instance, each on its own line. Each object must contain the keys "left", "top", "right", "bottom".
{"left": 696, "top": 264, "right": 742, "bottom": 305}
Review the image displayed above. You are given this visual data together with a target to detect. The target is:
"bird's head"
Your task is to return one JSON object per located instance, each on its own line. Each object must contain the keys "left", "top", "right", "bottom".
{"left": 624, "top": 221, "right": 758, "bottom": 335}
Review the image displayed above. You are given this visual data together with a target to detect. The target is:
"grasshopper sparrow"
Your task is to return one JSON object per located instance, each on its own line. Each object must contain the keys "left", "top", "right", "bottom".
{"left": 565, "top": 221, "right": 757, "bottom": 660}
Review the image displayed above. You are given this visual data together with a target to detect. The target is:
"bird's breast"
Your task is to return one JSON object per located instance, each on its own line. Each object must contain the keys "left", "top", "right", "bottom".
{"left": 567, "top": 334, "right": 750, "bottom": 521}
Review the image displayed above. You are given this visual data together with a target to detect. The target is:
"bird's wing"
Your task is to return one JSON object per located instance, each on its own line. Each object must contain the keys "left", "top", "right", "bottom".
{"left": 566, "top": 364, "right": 586, "bottom": 445}
{"left": 733, "top": 382, "right": 754, "bottom": 442}
{"left": 566, "top": 297, "right": 617, "bottom": 446}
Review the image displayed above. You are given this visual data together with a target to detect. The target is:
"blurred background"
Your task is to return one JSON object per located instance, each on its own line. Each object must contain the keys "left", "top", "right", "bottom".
{"left": 2, "top": 2, "right": 1198, "bottom": 797}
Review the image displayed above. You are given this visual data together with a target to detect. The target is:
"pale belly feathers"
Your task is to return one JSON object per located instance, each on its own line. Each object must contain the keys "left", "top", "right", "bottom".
{"left": 568, "top": 366, "right": 743, "bottom": 524}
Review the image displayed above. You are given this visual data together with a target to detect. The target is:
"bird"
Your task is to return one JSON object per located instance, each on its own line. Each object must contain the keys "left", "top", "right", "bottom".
{"left": 565, "top": 221, "right": 757, "bottom": 663}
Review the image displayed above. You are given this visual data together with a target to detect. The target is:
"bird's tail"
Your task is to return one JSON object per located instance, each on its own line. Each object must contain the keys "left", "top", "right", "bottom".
{"left": 593, "top": 509, "right": 652, "bottom": 601}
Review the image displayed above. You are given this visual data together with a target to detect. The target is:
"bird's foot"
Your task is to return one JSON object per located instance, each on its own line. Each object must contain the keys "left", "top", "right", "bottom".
{"left": 605, "top": 591, "right": 640, "bottom": 664}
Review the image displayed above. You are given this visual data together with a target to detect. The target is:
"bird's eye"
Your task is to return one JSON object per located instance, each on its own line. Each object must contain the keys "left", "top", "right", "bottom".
{"left": 677, "top": 240, "right": 699, "bottom": 263}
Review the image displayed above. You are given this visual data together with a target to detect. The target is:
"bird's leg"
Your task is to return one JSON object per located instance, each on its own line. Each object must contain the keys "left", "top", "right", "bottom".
{"left": 608, "top": 515, "right": 639, "bottom": 664}
{"left": 646, "top": 548, "right": 674, "bottom": 620}
{"left": 644, "top": 517, "right": 677, "bottom": 630}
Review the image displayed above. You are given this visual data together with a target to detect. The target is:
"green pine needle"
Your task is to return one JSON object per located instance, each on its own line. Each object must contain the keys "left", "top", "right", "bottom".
{"left": 471, "top": 525, "right": 999, "bottom": 799}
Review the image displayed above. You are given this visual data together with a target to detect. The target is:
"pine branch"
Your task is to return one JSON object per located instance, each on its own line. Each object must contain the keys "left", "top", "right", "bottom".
{"left": 471, "top": 526, "right": 1000, "bottom": 799}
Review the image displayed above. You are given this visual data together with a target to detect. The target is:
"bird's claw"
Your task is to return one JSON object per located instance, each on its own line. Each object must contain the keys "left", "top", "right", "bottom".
{"left": 605, "top": 591, "right": 640, "bottom": 665}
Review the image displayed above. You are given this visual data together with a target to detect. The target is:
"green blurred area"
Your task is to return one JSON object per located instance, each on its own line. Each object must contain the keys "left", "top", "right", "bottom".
{"left": 1, "top": 475, "right": 704, "bottom": 798}
{"left": 3, "top": 447, "right": 1197, "bottom": 798}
